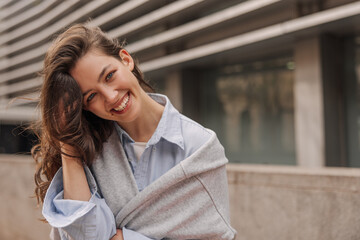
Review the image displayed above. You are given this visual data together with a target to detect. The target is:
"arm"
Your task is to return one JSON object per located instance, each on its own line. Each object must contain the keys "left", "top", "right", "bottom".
{"left": 42, "top": 145, "right": 117, "bottom": 239}
{"left": 61, "top": 143, "right": 91, "bottom": 201}
{"left": 48, "top": 145, "right": 152, "bottom": 240}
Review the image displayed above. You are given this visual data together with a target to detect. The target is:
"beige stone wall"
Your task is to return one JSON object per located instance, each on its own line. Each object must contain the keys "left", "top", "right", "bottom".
{"left": 0, "top": 155, "right": 50, "bottom": 240}
{"left": 227, "top": 164, "right": 360, "bottom": 240}
{"left": 2, "top": 155, "right": 360, "bottom": 240}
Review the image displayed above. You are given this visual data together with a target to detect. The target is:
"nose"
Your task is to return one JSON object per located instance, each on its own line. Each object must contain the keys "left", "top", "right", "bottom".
{"left": 101, "top": 86, "right": 118, "bottom": 104}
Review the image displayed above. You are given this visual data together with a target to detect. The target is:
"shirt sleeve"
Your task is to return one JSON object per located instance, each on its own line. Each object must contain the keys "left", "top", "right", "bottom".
{"left": 42, "top": 167, "right": 117, "bottom": 240}
{"left": 123, "top": 227, "right": 154, "bottom": 240}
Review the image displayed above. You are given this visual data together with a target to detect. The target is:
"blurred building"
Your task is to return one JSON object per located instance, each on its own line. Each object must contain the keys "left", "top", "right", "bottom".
{"left": 1, "top": 0, "right": 360, "bottom": 168}
{"left": 1, "top": 1, "right": 360, "bottom": 240}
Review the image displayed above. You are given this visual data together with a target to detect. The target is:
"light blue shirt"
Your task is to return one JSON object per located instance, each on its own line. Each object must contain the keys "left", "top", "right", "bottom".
{"left": 42, "top": 94, "right": 211, "bottom": 239}
{"left": 116, "top": 94, "right": 211, "bottom": 191}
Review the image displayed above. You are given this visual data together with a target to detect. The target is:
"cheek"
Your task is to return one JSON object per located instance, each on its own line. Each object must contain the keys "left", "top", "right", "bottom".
{"left": 118, "top": 70, "right": 139, "bottom": 86}
{"left": 87, "top": 103, "right": 104, "bottom": 115}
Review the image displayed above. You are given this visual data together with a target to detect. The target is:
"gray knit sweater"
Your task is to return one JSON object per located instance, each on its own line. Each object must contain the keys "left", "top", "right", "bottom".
{"left": 90, "top": 129, "right": 237, "bottom": 240}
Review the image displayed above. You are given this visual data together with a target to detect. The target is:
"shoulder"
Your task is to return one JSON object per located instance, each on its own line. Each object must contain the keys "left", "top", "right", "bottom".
{"left": 179, "top": 114, "right": 212, "bottom": 156}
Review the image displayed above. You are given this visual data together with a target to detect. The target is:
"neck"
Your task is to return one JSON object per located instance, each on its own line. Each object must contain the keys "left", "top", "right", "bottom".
{"left": 118, "top": 93, "right": 164, "bottom": 142}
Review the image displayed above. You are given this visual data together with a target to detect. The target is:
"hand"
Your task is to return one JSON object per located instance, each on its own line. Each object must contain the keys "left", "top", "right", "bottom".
{"left": 110, "top": 229, "right": 124, "bottom": 240}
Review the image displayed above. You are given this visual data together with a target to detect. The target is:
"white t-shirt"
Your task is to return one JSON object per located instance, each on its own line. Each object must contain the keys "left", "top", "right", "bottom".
{"left": 133, "top": 142, "right": 147, "bottom": 162}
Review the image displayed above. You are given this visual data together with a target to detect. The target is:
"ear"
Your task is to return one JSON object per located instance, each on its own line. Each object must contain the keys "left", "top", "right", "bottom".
{"left": 119, "top": 49, "right": 134, "bottom": 71}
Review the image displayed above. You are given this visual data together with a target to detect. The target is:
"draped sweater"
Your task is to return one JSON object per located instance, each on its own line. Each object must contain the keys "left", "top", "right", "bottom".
{"left": 89, "top": 129, "right": 237, "bottom": 240}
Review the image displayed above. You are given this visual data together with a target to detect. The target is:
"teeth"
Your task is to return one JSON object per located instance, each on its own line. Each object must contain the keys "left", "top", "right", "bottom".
{"left": 113, "top": 93, "right": 129, "bottom": 111}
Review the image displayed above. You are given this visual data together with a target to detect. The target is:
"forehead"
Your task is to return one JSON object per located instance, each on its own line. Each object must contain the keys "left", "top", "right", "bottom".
{"left": 70, "top": 50, "right": 113, "bottom": 82}
{"left": 74, "top": 50, "right": 110, "bottom": 70}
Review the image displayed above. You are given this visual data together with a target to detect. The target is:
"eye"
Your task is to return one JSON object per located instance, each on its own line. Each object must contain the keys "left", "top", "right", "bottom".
{"left": 87, "top": 92, "right": 96, "bottom": 102}
{"left": 105, "top": 71, "right": 115, "bottom": 81}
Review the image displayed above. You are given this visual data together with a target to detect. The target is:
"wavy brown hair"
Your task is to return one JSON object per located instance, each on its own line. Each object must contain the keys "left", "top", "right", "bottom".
{"left": 32, "top": 23, "right": 153, "bottom": 204}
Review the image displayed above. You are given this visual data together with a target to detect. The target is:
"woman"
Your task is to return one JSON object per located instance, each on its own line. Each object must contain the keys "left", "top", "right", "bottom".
{"left": 33, "top": 23, "right": 236, "bottom": 240}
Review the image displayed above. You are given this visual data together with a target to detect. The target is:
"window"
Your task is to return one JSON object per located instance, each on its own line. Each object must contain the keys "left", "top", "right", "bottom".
{"left": 185, "top": 56, "right": 296, "bottom": 165}
{"left": 345, "top": 35, "right": 360, "bottom": 167}
{"left": 0, "top": 124, "right": 36, "bottom": 154}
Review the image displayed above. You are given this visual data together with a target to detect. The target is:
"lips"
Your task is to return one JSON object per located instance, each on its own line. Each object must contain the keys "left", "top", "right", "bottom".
{"left": 111, "top": 92, "right": 131, "bottom": 114}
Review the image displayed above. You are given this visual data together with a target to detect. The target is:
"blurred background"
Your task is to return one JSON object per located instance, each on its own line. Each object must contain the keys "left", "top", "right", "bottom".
{"left": 1, "top": 0, "right": 360, "bottom": 239}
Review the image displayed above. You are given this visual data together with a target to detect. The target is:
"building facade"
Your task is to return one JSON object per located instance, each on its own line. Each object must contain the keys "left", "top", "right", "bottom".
{"left": 0, "top": 0, "right": 360, "bottom": 168}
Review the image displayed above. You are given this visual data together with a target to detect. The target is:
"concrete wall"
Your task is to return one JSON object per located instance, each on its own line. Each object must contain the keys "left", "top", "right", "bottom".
{"left": 228, "top": 164, "right": 360, "bottom": 240}
{"left": 2, "top": 155, "right": 360, "bottom": 240}
{"left": 0, "top": 155, "right": 50, "bottom": 240}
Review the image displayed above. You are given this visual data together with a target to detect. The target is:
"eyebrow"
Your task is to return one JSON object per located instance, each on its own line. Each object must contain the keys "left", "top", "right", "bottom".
{"left": 82, "top": 64, "right": 111, "bottom": 97}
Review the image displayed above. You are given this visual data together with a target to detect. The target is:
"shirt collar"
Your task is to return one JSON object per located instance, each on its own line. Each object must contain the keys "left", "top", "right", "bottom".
{"left": 115, "top": 93, "right": 184, "bottom": 149}
{"left": 115, "top": 123, "right": 132, "bottom": 145}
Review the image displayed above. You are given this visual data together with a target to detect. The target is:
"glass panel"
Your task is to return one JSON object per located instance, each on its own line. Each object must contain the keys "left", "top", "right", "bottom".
{"left": 345, "top": 36, "right": 360, "bottom": 167}
{"left": 0, "top": 124, "right": 36, "bottom": 154}
{"left": 357, "top": 37, "right": 360, "bottom": 152}
{"left": 198, "top": 56, "right": 296, "bottom": 165}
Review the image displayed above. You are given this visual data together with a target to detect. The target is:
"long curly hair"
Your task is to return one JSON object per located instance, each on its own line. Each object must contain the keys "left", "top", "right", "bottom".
{"left": 32, "top": 23, "right": 153, "bottom": 204}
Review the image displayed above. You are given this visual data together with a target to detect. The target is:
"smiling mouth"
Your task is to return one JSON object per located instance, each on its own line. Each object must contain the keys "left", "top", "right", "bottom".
{"left": 113, "top": 92, "right": 130, "bottom": 112}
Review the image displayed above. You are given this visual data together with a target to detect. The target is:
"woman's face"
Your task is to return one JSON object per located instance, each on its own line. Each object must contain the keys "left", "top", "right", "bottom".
{"left": 70, "top": 49, "right": 144, "bottom": 124}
